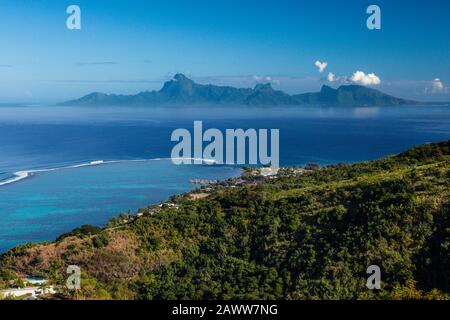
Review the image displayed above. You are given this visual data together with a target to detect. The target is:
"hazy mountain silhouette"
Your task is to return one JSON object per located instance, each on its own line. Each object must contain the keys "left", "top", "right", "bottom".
{"left": 62, "top": 73, "right": 419, "bottom": 107}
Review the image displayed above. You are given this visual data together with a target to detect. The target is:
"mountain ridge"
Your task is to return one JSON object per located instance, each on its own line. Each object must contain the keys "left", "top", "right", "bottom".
{"left": 62, "top": 73, "right": 420, "bottom": 107}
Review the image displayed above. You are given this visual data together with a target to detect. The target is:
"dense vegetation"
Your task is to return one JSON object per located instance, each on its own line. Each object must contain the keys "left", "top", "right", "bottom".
{"left": 1, "top": 141, "right": 449, "bottom": 300}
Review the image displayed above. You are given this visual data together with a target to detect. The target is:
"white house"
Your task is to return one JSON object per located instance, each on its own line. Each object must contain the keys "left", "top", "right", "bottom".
{"left": 0, "top": 286, "right": 55, "bottom": 299}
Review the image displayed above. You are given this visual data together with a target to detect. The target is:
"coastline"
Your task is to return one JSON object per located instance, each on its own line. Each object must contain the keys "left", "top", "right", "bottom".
{"left": 1, "top": 140, "right": 448, "bottom": 300}
{"left": 0, "top": 159, "right": 242, "bottom": 253}
{"left": 0, "top": 163, "right": 250, "bottom": 254}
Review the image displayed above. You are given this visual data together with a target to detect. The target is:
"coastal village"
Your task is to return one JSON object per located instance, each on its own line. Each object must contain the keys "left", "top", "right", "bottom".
{"left": 133, "top": 166, "right": 308, "bottom": 219}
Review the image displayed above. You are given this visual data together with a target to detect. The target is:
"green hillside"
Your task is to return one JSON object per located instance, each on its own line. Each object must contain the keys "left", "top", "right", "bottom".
{"left": 1, "top": 141, "right": 449, "bottom": 300}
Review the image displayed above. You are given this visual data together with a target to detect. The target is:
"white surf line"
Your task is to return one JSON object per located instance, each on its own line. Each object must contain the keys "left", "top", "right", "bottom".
{"left": 171, "top": 157, "right": 217, "bottom": 164}
{"left": 0, "top": 160, "right": 109, "bottom": 187}
{"left": 0, "top": 171, "right": 30, "bottom": 186}
{"left": 0, "top": 157, "right": 219, "bottom": 187}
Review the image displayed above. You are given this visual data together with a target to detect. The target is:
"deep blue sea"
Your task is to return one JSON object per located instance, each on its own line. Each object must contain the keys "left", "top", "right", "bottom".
{"left": 0, "top": 104, "right": 449, "bottom": 252}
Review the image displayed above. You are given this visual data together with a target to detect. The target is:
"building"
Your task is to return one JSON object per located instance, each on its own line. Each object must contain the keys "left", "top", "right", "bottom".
{"left": 0, "top": 286, "right": 55, "bottom": 299}
{"left": 260, "top": 167, "right": 279, "bottom": 177}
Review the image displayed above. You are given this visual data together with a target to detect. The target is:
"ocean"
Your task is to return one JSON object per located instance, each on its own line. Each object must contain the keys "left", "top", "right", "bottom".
{"left": 0, "top": 104, "right": 449, "bottom": 252}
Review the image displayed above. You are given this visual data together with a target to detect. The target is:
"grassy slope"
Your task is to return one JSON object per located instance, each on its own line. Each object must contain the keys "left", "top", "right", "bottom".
{"left": 1, "top": 141, "right": 449, "bottom": 300}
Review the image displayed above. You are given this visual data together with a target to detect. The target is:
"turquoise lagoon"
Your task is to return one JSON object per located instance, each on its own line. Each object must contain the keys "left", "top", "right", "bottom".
{"left": 0, "top": 159, "right": 241, "bottom": 252}
{"left": 1, "top": 104, "right": 450, "bottom": 252}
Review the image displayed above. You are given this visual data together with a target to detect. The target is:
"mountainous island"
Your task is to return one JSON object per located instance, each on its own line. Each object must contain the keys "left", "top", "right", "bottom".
{"left": 62, "top": 74, "right": 419, "bottom": 107}
{"left": 1, "top": 140, "right": 449, "bottom": 300}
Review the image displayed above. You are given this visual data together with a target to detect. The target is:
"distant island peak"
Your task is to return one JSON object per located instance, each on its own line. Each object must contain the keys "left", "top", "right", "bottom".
{"left": 62, "top": 74, "right": 419, "bottom": 107}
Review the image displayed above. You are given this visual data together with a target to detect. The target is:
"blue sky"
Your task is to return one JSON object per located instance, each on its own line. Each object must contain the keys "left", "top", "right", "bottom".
{"left": 0, "top": 0, "right": 449, "bottom": 102}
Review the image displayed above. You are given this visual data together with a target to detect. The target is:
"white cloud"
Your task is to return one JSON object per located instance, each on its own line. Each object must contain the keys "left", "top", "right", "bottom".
{"left": 327, "top": 72, "right": 336, "bottom": 82}
{"left": 314, "top": 61, "right": 328, "bottom": 73}
{"left": 350, "top": 71, "right": 381, "bottom": 85}
{"left": 432, "top": 78, "right": 444, "bottom": 93}
{"left": 424, "top": 78, "right": 448, "bottom": 94}
{"left": 252, "top": 75, "right": 280, "bottom": 85}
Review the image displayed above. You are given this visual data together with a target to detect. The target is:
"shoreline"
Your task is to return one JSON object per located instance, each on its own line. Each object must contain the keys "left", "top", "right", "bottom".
{"left": 1, "top": 140, "right": 447, "bottom": 253}
{"left": 0, "top": 160, "right": 242, "bottom": 253}
{"left": 1, "top": 140, "right": 448, "bottom": 300}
